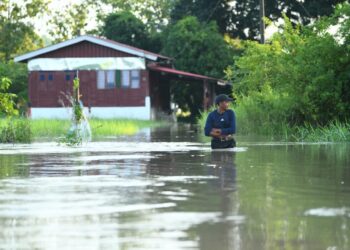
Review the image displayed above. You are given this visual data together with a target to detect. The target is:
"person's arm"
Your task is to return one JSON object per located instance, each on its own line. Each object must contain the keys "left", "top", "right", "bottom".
{"left": 205, "top": 113, "right": 222, "bottom": 138}
{"left": 221, "top": 110, "right": 236, "bottom": 135}
{"left": 204, "top": 113, "right": 213, "bottom": 137}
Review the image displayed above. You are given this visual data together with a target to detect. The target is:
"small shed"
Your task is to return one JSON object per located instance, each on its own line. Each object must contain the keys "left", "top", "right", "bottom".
{"left": 14, "top": 35, "right": 224, "bottom": 120}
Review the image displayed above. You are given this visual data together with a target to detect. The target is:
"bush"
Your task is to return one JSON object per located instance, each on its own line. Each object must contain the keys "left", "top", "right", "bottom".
{"left": 225, "top": 5, "right": 350, "bottom": 138}
{"left": 0, "top": 119, "right": 32, "bottom": 143}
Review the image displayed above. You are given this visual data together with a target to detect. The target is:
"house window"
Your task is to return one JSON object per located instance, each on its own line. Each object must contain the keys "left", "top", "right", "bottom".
{"left": 65, "top": 74, "right": 71, "bottom": 81}
{"left": 48, "top": 74, "right": 54, "bottom": 81}
{"left": 97, "top": 70, "right": 141, "bottom": 89}
{"left": 106, "top": 70, "right": 116, "bottom": 89}
{"left": 121, "top": 70, "right": 130, "bottom": 88}
{"left": 39, "top": 73, "right": 45, "bottom": 81}
{"left": 121, "top": 70, "right": 140, "bottom": 88}
{"left": 97, "top": 70, "right": 116, "bottom": 89}
{"left": 131, "top": 70, "right": 140, "bottom": 88}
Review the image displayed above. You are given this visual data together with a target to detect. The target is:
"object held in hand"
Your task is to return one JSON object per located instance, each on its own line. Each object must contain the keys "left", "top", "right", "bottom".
{"left": 219, "top": 134, "right": 233, "bottom": 142}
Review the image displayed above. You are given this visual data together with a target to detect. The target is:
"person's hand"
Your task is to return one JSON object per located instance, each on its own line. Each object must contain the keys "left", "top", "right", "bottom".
{"left": 210, "top": 129, "right": 221, "bottom": 138}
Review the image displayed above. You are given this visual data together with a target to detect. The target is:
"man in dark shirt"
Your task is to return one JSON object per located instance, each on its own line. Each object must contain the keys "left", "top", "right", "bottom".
{"left": 204, "top": 94, "right": 236, "bottom": 149}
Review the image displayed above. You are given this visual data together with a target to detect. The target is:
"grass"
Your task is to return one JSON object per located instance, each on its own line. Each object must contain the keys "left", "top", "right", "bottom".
{"left": 89, "top": 119, "right": 160, "bottom": 137}
{"left": 198, "top": 108, "right": 350, "bottom": 142}
{"left": 0, "top": 118, "right": 165, "bottom": 143}
{"left": 0, "top": 118, "right": 32, "bottom": 143}
{"left": 291, "top": 121, "right": 350, "bottom": 142}
{"left": 33, "top": 119, "right": 163, "bottom": 138}
{"left": 30, "top": 119, "right": 71, "bottom": 138}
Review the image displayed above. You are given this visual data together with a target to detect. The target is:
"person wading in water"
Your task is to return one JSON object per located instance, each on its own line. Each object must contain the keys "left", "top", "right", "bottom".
{"left": 204, "top": 94, "right": 236, "bottom": 149}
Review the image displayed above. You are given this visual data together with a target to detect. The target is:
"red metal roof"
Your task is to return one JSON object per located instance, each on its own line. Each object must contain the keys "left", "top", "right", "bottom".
{"left": 96, "top": 36, "right": 171, "bottom": 60}
{"left": 15, "top": 35, "right": 171, "bottom": 62}
{"left": 148, "top": 65, "right": 217, "bottom": 81}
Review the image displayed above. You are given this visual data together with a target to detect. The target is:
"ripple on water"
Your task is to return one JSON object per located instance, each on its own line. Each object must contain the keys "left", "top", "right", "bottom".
{"left": 304, "top": 207, "right": 350, "bottom": 217}
{"left": 0, "top": 142, "right": 248, "bottom": 155}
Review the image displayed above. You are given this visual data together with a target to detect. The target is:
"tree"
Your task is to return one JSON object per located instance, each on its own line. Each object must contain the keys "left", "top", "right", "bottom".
{"left": 0, "top": 61, "right": 28, "bottom": 108}
{"left": 0, "top": 77, "right": 18, "bottom": 116}
{"left": 161, "top": 16, "right": 239, "bottom": 117}
{"left": 231, "top": 0, "right": 344, "bottom": 40}
{"left": 97, "top": 0, "right": 173, "bottom": 32}
{"left": 0, "top": 0, "right": 47, "bottom": 61}
{"left": 48, "top": 2, "right": 90, "bottom": 43}
{"left": 229, "top": 4, "right": 350, "bottom": 129}
{"left": 100, "top": 11, "right": 150, "bottom": 50}
{"left": 170, "top": 0, "right": 232, "bottom": 34}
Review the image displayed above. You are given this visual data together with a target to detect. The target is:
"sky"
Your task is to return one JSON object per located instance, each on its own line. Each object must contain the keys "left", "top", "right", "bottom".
{"left": 32, "top": 0, "right": 107, "bottom": 40}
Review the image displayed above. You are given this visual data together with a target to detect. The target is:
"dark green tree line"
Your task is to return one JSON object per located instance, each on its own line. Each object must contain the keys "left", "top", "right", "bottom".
{"left": 228, "top": 3, "right": 350, "bottom": 134}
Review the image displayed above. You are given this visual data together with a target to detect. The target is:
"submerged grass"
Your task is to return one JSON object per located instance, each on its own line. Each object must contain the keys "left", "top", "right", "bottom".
{"left": 0, "top": 118, "right": 164, "bottom": 143}
{"left": 198, "top": 108, "right": 350, "bottom": 142}
{"left": 32, "top": 119, "right": 162, "bottom": 138}
{"left": 88, "top": 119, "right": 159, "bottom": 136}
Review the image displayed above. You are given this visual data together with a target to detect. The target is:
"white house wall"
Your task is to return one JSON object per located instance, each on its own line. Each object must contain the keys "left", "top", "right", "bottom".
{"left": 30, "top": 97, "right": 151, "bottom": 120}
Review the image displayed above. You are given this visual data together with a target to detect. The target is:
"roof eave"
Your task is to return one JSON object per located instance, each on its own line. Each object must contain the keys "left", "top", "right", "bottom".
{"left": 14, "top": 35, "right": 166, "bottom": 62}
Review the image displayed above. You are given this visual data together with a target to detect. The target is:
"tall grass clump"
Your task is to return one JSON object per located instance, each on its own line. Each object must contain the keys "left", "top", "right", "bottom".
{"left": 292, "top": 121, "right": 350, "bottom": 142}
{"left": 0, "top": 118, "right": 32, "bottom": 143}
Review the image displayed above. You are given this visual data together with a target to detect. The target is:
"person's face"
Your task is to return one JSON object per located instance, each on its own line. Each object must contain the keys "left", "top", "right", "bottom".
{"left": 219, "top": 100, "right": 230, "bottom": 110}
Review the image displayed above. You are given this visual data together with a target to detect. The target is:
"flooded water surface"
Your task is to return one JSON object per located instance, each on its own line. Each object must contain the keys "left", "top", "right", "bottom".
{"left": 0, "top": 126, "right": 350, "bottom": 250}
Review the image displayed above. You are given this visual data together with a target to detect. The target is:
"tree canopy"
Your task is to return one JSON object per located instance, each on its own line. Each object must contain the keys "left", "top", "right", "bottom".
{"left": 161, "top": 16, "right": 239, "bottom": 116}
{"left": 0, "top": 77, "right": 18, "bottom": 116}
{"left": 0, "top": 0, "right": 47, "bottom": 61}
{"left": 100, "top": 11, "right": 150, "bottom": 50}
{"left": 229, "top": 3, "right": 350, "bottom": 131}
{"left": 97, "top": 0, "right": 173, "bottom": 32}
{"left": 231, "top": 0, "right": 345, "bottom": 39}
{"left": 48, "top": 2, "right": 90, "bottom": 43}
{"left": 170, "top": 0, "right": 232, "bottom": 34}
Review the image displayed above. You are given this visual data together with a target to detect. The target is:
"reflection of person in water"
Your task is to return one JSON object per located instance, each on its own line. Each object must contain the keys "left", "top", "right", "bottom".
{"left": 209, "top": 151, "right": 236, "bottom": 192}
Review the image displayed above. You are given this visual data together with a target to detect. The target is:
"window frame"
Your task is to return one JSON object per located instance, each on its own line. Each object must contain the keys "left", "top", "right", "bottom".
{"left": 96, "top": 70, "right": 141, "bottom": 90}
{"left": 121, "top": 70, "right": 141, "bottom": 89}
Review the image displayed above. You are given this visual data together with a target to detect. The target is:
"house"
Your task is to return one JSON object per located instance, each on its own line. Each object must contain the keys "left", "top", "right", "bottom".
{"left": 14, "top": 35, "right": 225, "bottom": 120}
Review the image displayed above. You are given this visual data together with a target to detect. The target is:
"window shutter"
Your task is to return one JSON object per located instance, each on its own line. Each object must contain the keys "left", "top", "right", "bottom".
{"left": 115, "top": 70, "right": 121, "bottom": 88}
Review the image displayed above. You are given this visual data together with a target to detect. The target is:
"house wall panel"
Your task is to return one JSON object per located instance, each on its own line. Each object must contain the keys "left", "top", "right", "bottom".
{"left": 29, "top": 70, "right": 149, "bottom": 108}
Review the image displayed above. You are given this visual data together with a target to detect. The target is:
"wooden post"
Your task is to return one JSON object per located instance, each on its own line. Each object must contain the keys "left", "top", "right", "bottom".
{"left": 203, "top": 80, "right": 209, "bottom": 110}
{"left": 259, "top": 0, "right": 265, "bottom": 44}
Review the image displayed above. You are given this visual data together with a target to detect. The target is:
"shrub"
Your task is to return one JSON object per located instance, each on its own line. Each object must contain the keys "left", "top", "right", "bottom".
{"left": 0, "top": 119, "right": 32, "bottom": 143}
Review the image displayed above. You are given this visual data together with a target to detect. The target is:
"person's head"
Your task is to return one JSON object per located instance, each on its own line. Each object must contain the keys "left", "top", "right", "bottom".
{"left": 215, "top": 94, "right": 233, "bottom": 111}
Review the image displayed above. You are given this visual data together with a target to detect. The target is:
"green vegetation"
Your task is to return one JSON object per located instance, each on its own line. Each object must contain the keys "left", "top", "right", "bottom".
{"left": 0, "top": 77, "right": 18, "bottom": 116}
{"left": 291, "top": 121, "right": 350, "bottom": 142}
{"left": 198, "top": 3, "right": 350, "bottom": 142}
{"left": 101, "top": 11, "right": 151, "bottom": 50}
{"left": 0, "top": 118, "right": 163, "bottom": 143}
{"left": 57, "top": 77, "right": 89, "bottom": 146}
{"left": 161, "top": 16, "right": 241, "bottom": 117}
{"left": 0, "top": 62, "right": 28, "bottom": 111}
{"left": 1, "top": 0, "right": 349, "bottom": 142}
{"left": 35, "top": 119, "right": 161, "bottom": 138}
{"left": 0, "top": 119, "right": 31, "bottom": 143}
{"left": 0, "top": 0, "right": 47, "bottom": 61}
{"left": 29, "top": 119, "right": 71, "bottom": 138}
{"left": 199, "top": 108, "right": 350, "bottom": 142}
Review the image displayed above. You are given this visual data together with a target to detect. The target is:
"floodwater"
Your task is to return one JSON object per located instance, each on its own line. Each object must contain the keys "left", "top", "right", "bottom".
{"left": 0, "top": 125, "right": 350, "bottom": 250}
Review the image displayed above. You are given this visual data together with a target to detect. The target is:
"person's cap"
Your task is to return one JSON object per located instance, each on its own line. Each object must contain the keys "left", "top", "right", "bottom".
{"left": 215, "top": 94, "right": 233, "bottom": 105}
